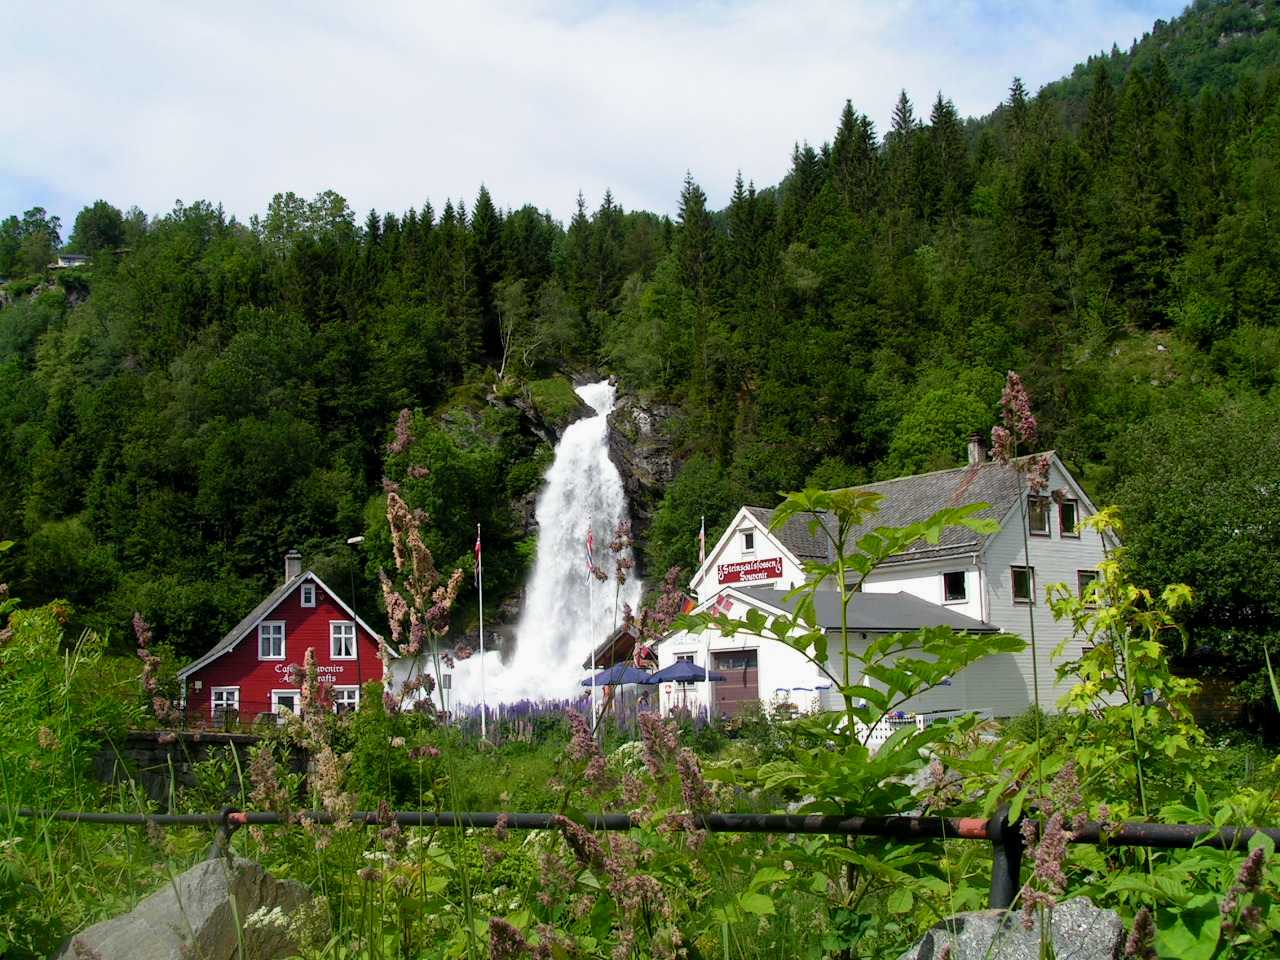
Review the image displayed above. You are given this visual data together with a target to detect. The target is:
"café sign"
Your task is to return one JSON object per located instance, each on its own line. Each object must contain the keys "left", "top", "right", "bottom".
{"left": 274, "top": 662, "right": 346, "bottom": 684}
{"left": 717, "top": 557, "right": 783, "bottom": 585}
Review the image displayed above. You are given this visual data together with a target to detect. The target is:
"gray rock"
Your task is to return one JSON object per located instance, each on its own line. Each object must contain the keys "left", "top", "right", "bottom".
{"left": 58, "top": 856, "right": 314, "bottom": 960}
{"left": 606, "top": 391, "right": 677, "bottom": 567}
{"left": 898, "top": 898, "right": 1125, "bottom": 960}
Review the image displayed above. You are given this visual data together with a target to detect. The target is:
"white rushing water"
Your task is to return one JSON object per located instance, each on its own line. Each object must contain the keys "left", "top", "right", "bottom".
{"left": 449, "top": 380, "right": 642, "bottom": 705}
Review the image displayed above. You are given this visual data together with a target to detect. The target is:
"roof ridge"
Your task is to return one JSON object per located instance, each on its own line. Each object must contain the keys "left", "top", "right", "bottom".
{"left": 858, "top": 451, "right": 1053, "bottom": 487}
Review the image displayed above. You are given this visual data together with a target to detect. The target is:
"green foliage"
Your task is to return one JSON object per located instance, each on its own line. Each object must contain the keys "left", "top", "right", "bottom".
{"left": 646, "top": 453, "right": 738, "bottom": 576}
{"left": 67, "top": 200, "right": 125, "bottom": 257}
{"left": 524, "top": 375, "right": 581, "bottom": 429}
{"left": 1109, "top": 395, "right": 1280, "bottom": 710}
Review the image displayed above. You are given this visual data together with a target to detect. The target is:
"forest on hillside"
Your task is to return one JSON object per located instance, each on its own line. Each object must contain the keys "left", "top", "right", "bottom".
{"left": 2, "top": 0, "right": 1279, "bottom": 713}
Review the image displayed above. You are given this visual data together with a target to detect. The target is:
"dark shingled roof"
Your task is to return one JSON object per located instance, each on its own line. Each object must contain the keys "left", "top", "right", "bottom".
{"left": 735, "top": 586, "right": 999, "bottom": 633}
{"left": 178, "top": 574, "right": 309, "bottom": 678}
{"left": 746, "top": 455, "right": 1047, "bottom": 565}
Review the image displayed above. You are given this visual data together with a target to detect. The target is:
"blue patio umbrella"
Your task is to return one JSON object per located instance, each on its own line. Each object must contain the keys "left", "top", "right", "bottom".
{"left": 581, "top": 663, "right": 653, "bottom": 687}
{"left": 640, "top": 660, "right": 727, "bottom": 684}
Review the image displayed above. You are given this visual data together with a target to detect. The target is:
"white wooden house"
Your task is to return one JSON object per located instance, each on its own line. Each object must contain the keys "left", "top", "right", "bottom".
{"left": 657, "top": 448, "right": 1110, "bottom": 720}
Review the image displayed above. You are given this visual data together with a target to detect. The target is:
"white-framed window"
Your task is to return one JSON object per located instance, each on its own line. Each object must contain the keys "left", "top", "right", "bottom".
{"left": 1011, "top": 565, "right": 1036, "bottom": 605}
{"left": 300, "top": 582, "right": 316, "bottom": 607}
{"left": 259, "top": 621, "right": 285, "bottom": 660}
{"left": 271, "top": 689, "right": 300, "bottom": 718}
{"left": 330, "top": 620, "right": 357, "bottom": 659}
{"left": 1059, "top": 499, "right": 1080, "bottom": 538}
{"left": 1027, "top": 496, "right": 1050, "bottom": 536}
{"left": 741, "top": 530, "right": 755, "bottom": 552}
{"left": 942, "top": 570, "right": 967, "bottom": 603}
{"left": 1077, "top": 569, "right": 1099, "bottom": 605}
{"left": 332, "top": 685, "right": 360, "bottom": 713}
{"left": 210, "top": 687, "right": 239, "bottom": 720}
{"left": 675, "top": 653, "right": 696, "bottom": 686}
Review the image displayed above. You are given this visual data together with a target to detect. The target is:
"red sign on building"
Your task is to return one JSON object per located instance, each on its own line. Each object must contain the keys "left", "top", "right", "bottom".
{"left": 717, "top": 557, "right": 783, "bottom": 584}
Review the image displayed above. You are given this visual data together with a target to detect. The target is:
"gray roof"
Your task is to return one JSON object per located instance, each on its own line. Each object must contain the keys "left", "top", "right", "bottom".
{"left": 735, "top": 586, "right": 999, "bottom": 634}
{"left": 178, "top": 574, "right": 307, "bottom": 678}
{"left": 746, "top": 454, "right": 1046, "bottom": 566}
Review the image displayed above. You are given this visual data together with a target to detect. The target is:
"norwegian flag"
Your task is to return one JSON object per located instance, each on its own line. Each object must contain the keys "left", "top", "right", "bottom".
{"left": 585, "top": 523, "right": 595, "bottom": 576}
{"left": 474, "top": 524, "right": 482, "bottom": 586}
{"left": 712, "top": 593, "right": 734, "bottom": 615}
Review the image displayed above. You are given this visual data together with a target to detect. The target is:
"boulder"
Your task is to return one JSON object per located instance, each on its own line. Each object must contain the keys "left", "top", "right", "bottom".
{"left": 897, "top": 898, "right": 1125, "bottom": 960}
{"left": 58, "top": 856, "right": 315, "bottom": 960}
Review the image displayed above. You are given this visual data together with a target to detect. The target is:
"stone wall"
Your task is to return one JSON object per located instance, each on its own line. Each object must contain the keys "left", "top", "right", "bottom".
{"left": 92, "top": 730, "right": 303, "bottom": 807}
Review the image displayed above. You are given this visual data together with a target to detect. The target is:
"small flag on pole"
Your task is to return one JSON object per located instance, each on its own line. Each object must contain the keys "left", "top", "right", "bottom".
{"left": 474, "top": 526, "right": 482, "bottom": 586}
{"left": 585, "top": 523, "right": 595, "bottom": 576}
{"left": 698, "top": 515, "right": 706, "bottom": 565}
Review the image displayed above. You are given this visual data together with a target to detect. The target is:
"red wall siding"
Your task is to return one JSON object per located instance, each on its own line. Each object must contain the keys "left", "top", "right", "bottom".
{"left": 186, "top": 578, "right": 382, "bottom": 721}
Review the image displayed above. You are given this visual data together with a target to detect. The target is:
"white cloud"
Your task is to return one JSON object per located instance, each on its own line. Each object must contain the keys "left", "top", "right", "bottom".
{"left": 1, "top": 0, "right": 1175, "bottom": 228}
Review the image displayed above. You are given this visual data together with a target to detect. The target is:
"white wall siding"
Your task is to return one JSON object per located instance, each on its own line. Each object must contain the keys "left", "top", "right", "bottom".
{"left": 657, "top": 622, "right": 824, "bottom": 716}
{"left": 862, "top": 559, "right": 985, "bottom": 624}
{"left": 690, "top": 509, "right": 807, "bottom": 604}
{"left": 977, "top": 460, "right": 1109, "bottom": 717}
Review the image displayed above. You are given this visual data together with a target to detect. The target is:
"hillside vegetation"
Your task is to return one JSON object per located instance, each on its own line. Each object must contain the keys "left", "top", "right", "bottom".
{"left": 2, "top": 0, "right": 1279, "bottom": 710}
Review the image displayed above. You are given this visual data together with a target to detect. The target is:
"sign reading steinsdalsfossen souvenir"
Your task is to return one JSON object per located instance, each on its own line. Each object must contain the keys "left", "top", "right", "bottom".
{"left": 717, "top": 557, "right": 783, "bottom": 584}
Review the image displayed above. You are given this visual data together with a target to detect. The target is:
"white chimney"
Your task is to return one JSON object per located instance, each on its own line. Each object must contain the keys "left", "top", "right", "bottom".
{"left": 284, "top": 549, "right": 302, "bottom": 581}
{"left": 967, "top": 433, "right": 987, "bottom": 465}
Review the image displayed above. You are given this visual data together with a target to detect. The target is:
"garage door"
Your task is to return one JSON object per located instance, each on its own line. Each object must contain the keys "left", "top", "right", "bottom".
{"left": 712, "top": 650, "right": 759, "bottom": 717}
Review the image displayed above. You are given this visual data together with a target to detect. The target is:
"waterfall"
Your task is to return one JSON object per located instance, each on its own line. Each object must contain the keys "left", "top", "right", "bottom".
{"left": 450, "top": 380, "right": 642, "bottom": 704}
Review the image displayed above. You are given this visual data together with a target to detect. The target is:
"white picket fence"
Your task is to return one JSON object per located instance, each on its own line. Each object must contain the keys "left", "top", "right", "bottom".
{"left": 856, "top": 708, "right": 993, "bottom": 751}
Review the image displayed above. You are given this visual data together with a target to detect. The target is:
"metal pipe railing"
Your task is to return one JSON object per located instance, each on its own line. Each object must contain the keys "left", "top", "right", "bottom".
{"left": 11, "top": 806, "right": 1280, "bottom": 910}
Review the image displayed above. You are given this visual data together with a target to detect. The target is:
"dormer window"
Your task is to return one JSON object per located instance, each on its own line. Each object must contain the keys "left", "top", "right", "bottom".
{"left": 1027, "top": 496, "right": 1050, "bottom": 536}
{"left": 300, "top": 583, "right": 316, "bottom": 607}
{"left": 742, "top": 530, "right": 755, "bottom": 553}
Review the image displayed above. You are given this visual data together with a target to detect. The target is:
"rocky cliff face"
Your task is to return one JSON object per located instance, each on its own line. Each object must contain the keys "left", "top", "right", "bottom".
{"left": 607, "top": 390, "right": 677, "bottom": 575}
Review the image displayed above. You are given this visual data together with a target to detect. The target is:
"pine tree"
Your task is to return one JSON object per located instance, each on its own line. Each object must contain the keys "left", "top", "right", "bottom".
{"left": 1082, "top": 63, "right": 1117, "bottom": 164}
{"left": 589, "top": 189, "right": 625, "bottom": 312}
{"left": 927, "top": 92, "right": 969, "bottom": 221}
{"left": 562, "top": 191, "right": 592, "bottom": 313}
{"left": 470, "top": 184, "right": 503, "bottom": 353}
{"left": 1006, "top": 76, "right": 1029, "bottom": 134}
{"left": 887, "top": 90, "right": 920, "bottom": 212}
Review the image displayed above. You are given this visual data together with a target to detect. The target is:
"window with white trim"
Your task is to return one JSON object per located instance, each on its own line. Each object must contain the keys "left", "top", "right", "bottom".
{"left": 741, "top": 530, "right": 755, "bottom": 552}
{"left": 211, "top": 687, "right": 239, "bottom": 719}
{"left": 300, "top": 582, "right": 316, "bottom": 607}
{"left": 333, "top": 685, "right": 360, "bottom": 713}
{"left": 330, "top": 621, "right": 357, "bottom": 659}
{"left": 1078, "top": 569, "right": 1099, "bottom": 605}
{"left": 271, "top": 689, "right": 300, "bottom": 718}
{"left": 942, "top": 570, "right": 967, "bottom": 603}
{"left": 1059, "top": 499, "right": 1080, "bottom": 538}
{"left": 1011, "top": 565, "right": 1036, "bottom": 605}
{"left": 1027, "top": 496, "right": 1050, "bottom": 536}
{"left": 259, "top": 621, "right": 285, "bottom": 660}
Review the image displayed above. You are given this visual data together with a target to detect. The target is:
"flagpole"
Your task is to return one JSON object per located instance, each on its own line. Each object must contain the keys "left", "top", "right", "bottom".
{"left": 477, "top": 523, "right": 487, "bottom": 741}
{"left": 699, "top": 516, "right": 712, "bottom": 726}
{"left": 588, "top": 521, "right": 598, "bottom": 733}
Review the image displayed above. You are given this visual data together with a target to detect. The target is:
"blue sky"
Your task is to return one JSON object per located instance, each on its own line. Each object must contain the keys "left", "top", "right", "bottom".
{"left": 2, "top": 1, "right": 1183, "bottom": 233}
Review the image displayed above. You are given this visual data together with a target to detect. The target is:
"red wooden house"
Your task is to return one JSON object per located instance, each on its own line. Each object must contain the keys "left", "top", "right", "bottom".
{"left": 178, "top": 550, "right": 387, "bottom": 725}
